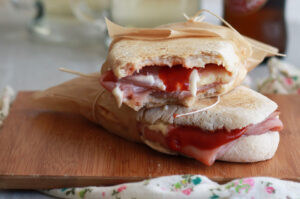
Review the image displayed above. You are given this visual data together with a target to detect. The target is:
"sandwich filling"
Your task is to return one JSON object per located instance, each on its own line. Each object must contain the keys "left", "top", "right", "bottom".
{"left": 139, "top": 111, "right": 283, "bottom": 166}
{"left": 100, "top": 64, "right": 232, "bottom": 109}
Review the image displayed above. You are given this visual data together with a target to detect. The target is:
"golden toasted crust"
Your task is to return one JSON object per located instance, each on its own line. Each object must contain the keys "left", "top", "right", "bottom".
{"left": 101, "top": 37, "right": 242, "bottom": 78}
{"left": 137, "top": 86, "right": 278, "bottom": 131}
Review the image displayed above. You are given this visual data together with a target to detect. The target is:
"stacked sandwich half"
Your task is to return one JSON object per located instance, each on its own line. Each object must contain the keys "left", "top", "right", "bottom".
{"left": 98, "top": 14, "right": 283, "bottom": 166}
{"left": 35, "top": 11, "right": 283, "bottom": 166}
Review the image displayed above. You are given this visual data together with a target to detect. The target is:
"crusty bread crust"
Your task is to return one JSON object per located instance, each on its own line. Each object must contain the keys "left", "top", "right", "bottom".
{"left": 137, "top": 86, "right": 278, "bottom": 131}
{"left": 101, "top": 37, "right": 242, "bottom": 78}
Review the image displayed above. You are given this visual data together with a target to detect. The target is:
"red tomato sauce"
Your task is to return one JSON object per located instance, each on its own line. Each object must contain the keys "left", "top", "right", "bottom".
{"left": 101, "top": 64, "right": 228, "bottom": 92}
{"left": 102, "top": 70, "right": 117, "bottom": 82}
{"left": 158, "top": 64, "right": 227, "bottom": 92}
{"left": 158, "top": 65, "right": 193, "bottom": 92}
{"left": 166, "top": 126, "right": 247, "bottom": 151}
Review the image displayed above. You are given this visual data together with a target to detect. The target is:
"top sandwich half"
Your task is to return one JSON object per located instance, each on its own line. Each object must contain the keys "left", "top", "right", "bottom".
{"left": 100, "top": 11, "right": 279, "bottom": 111}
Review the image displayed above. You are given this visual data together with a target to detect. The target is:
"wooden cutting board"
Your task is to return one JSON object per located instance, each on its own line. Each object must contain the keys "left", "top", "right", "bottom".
{"left": 0, "top": 92, "right": 299, "bottom": 189}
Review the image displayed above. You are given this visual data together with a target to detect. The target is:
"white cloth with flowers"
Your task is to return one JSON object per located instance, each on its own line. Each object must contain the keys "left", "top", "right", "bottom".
{"left": 258, "top": 58, "right": 300, "bottom": 94}
{"left": 0, "top": 86, "right": 14, "bottom": 128}
{"left": 43, "top": 175, "right": 300, "bottom": 199}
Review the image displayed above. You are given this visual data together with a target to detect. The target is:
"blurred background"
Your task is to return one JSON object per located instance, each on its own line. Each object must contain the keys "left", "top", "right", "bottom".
{"left": 0, "top": 0, "right": 299, "bottom": 93}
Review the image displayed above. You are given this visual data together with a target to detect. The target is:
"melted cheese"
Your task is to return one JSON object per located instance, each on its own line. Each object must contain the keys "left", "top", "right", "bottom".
{"left": 129, "top": 75, "right": 166, "bottom": 90}
{"left": 156, "top": 81, "right": 166, "bottom": 91}
{"left": 189, "top": 69, "right": 200, "bottom": 96}
{"left": 130, "top": 75, "right": 155, "bottom": 85}
{"left": 189, "top": 68, "right": 231, "bottom": 95}
{"left": 148, "top": 122, "right": 169, "bottom": 136}
{"left": 198, "top": 71, "right": 231, "bottom": 86}
{"left": 112, "top": 85, "right": 123, "bottom": 107}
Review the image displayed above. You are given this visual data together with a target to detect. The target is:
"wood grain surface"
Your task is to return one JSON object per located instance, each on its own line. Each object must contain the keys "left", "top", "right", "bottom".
{"left": 0, "top": 92, "right": 299, "bottom": 189}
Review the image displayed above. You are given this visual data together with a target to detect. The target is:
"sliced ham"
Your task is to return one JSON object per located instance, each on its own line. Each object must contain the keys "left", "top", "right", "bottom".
{"left": 100, "top": 64, "right": 231, "bottom": 108}
{"left": 245, "top": 111, "right": 283, "bottom": 135}
{"left": 181, "top": 143, "right": 235, "bottom": 166}
{"left": 139, "top": 111, "right": 283, "bottom": 166}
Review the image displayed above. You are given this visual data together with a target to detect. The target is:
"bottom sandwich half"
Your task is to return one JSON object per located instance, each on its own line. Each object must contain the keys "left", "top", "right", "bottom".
{"left": 34, "top": 75, "right": 283, "bottom": 166}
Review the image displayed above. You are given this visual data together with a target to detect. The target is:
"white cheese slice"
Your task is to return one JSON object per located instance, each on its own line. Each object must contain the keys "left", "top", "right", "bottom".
{"left": 112, "top": 85, "right": 123, "bottom": 107}
{"left": 197, "top": 71, "right": 231, "bottom": 86}
{"left": 198, "top": 73, "right": 216, "bottom": 85}
{"left": 189, "top": 69, "right": 200, "bottom": 96}
{"left": 130, "top": 75, "right": 155, "bottom": 85}
{"left": 147, "top": 122, "right": 169, "bottom": 136}
{"left": 129, "top": 75, "right": 166, "bottom": 91}
{"left": 155, "top": 80, "right": 166, "bottom": 91}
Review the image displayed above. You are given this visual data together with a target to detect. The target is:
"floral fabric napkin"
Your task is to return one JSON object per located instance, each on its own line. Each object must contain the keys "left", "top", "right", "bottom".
{"left": 0, "top": 86, "right": 14, "bottom": 127}
{"left": 43, "top": 175, "right": 300, "bottom": 199}
{"left": 258, "top": 58, "right": 300, "bottom": 94}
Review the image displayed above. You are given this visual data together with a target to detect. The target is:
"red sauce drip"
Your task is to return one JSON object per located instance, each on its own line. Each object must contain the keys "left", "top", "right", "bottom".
{"left": 158, "top": 64, "right": 228, "bottom": 92}
{"left": 158, "top": 65, "right": 193, "bottom": 92}
{"left": 270, "top": 126, "right": 283, "bottom": 132}
{"left": 166, "top": 126, "right": 247, "bottom": 151}
{"left": 102, "top": 70, "right": 117, "bottom": 82}
{"left": 201, "top": 63, "right": 227, "bottom": 73}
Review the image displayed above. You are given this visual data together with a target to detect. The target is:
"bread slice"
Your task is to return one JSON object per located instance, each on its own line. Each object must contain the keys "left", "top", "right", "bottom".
{"left": 101, "top": 37, "right": 243, "bottom": 79}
